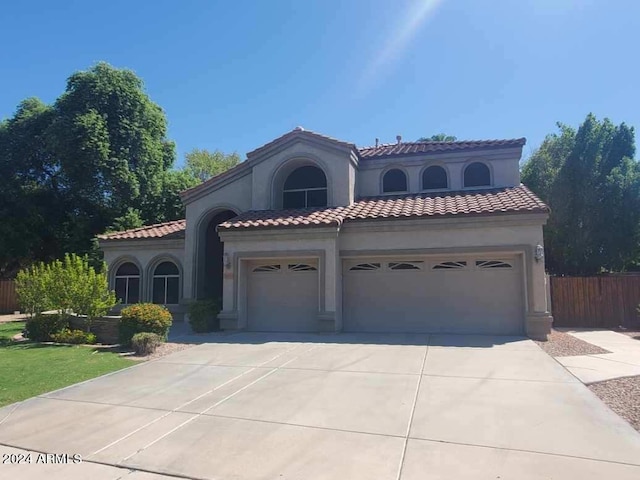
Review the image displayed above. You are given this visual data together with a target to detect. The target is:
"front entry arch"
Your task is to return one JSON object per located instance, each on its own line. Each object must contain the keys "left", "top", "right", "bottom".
{"left": 196, "top": 209, "right": 237, "bottom": 300}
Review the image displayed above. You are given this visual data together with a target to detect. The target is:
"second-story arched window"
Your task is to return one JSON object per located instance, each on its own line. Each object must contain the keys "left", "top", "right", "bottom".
{"left": 422, "top": 165, "right": 448, "bottom": 190}
{"left": 464, "top": 162, "right": 491, "bottom": 187}
{"left": 283, "top": 166, "right": 327, "bottom": 208}
{"left": 382, "top": 168, "right": 408, "bottom": 193}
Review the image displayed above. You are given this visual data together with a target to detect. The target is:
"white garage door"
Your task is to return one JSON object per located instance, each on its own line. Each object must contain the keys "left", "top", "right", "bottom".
{"left": 343, "top": 256, "right": 525, "bottom": 335}
{"left": 247, "top": 259, "right": 319, "bottom": 332}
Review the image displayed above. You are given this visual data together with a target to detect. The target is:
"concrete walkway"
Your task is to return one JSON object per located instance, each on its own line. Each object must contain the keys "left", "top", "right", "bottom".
{"left": 557, "top": 330, "right": 640, "bottom": 384}
{"left": 1, "top": 332, "right": 639, "bottom": 479}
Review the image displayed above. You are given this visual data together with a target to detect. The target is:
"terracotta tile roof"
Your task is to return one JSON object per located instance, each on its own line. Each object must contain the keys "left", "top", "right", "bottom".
{"left": 219, "top": 185, "right": 548, "bottom": 231}
{"left": 97, "top": 219, "right": 186, "bottom": 241}
{"left": 358, "top": 138, "right": 526, "bottom": 159}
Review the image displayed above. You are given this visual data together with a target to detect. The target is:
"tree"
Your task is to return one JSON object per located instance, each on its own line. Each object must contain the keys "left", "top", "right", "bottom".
{"left": 0, "top": 63, "right": 178, "bottom": 277}
{"left": 157, "top": 169, "right": 201, "bottom": 222}
{"left": 15, "top": 254, "right": 116, "bottom": 330}
{"left": 183, "top": 148, "right": 240, "bottom": 182}
{"left": 418, "top": 133, "right": 458, "bottom": 142}
{"left": 521, "top": 113, "right": 639, "bottom": 274}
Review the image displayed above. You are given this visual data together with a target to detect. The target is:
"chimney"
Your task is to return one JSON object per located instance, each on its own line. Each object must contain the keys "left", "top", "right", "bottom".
{"left": 396, "top": 135, "right": 402, "bottom": 144}
{"left": 375, "top": 138, "right": 379, "bottom": 147}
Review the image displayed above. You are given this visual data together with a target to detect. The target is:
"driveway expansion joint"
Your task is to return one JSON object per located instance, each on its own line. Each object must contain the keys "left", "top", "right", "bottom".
{"left": 396, "top": 341, "right": 430, "bottom": 480}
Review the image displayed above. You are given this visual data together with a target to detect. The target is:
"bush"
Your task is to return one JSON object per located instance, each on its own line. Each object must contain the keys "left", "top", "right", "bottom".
{"left": 15, "top": 254, "right": 117, "bottom": 329}
{"left": 119, "top": 303, "right": 173, "bottom": 345}
{"left": 25, "top": 313, "right": 69, "bottom": 342}
{"left": 51, "top": 329, "right": 97, "bottom": 345}
{"left": 131, "top": 332, "right": 163, "bottom": 356}
{"left": 188, "top": 298, "right": 221, "bottom": 333}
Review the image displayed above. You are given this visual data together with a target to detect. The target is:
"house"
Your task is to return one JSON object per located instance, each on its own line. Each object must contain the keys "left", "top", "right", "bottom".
{"left": 98, "top": 127, "right": 553, "bottom": 340}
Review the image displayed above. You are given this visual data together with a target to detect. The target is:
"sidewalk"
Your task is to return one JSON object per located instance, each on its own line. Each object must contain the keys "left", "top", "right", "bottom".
{"left": 557, "top": 329, "right": 640, "bottom": 384}
{"left": 0, "top": 313, "right": 27, "bottom": 323}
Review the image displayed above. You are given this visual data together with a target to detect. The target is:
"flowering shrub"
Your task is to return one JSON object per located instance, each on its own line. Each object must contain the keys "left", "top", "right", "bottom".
{"left": 119, "top": 303, "right": 172, "bottom": 345}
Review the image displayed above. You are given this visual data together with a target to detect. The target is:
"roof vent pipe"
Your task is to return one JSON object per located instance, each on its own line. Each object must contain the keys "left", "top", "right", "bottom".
{"left": 375, "top": 138, "right": 379, "bottom": 147}
{"left": 396, "top": 135, "right": 402, "bottom": 144}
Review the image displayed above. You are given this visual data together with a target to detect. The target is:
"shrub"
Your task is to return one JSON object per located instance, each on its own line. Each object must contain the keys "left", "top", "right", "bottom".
{"left": 188, "top": 298, "right": 221, "bottom": 333}
{"left": 131, "top": 332, "right": 163, "bottom": 356}
{"left": 24, "top": 313, "right": 69, "bottom": 342}
{"left": 15, "top": 254, "right": 117, "bottom": 332}
{"left": 119, "top": 303, "right": 173, "bottom": 345}
{"left": 51, "top": 329, "right": 97, "bottom": 345}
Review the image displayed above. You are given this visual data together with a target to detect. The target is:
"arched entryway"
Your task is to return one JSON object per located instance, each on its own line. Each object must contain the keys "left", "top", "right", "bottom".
{"left": 196, "top": 209, "right": 237, "bottom": 300}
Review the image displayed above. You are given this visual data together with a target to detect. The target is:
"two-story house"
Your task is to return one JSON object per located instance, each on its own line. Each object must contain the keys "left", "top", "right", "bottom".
{"left": 98, "top": 127, "right": 553, "bottom": 339}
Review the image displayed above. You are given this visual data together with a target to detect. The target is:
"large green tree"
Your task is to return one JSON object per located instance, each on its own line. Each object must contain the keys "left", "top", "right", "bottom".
{"left": 183, "top": 148, "right": 240, "bottom": 182}
{"left": 522, "top": 114, "right": 639, "bottom": 274}
{"left": 0, "top": 63, "right": 178, "bottom": 277}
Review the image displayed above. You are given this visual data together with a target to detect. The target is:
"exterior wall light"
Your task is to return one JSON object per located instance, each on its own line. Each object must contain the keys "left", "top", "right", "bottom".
{"left": 534, "top": 244, "right": 545, "bottom": 263}
{"left": 223, "top": 253, "right": 231, "bottom": 270}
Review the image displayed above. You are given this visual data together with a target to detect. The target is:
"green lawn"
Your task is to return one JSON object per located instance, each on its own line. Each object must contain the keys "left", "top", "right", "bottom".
{"left": 0, "top": 321, "right": 134, "bottom": 407}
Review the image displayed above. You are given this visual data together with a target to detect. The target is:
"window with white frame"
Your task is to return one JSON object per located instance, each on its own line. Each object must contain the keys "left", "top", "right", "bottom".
{"left": 114, "top": 262, "right": 140, "bottom": 304}
{"left": 152, "top": 261, "right": 180, "bottom": 305}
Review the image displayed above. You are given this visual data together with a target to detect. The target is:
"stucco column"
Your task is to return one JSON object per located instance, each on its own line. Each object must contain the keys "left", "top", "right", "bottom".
{"left": 218, "top": 242, "right": 241, "bottom": 330}
{"left": 182, "top": 224, "right": 195, "bottom": 301}
{"left": 318, "top": 235, "right": 340, "bottom": 332}
{"left": 526, "top": 241, "right": 553, "bottom": 341}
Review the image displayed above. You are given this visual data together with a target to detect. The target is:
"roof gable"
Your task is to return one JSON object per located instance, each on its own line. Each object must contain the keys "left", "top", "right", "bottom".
{"left": 247, "top": 127, "right": 357, "bottom": 160}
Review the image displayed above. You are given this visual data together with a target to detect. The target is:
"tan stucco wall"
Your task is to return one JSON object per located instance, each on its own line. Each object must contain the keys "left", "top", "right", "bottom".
{"left": 357, "top": 147, "right": 523, "bottom": 197}
{"left": 101, "top": 239, "right": 187, "bottom": 318}
{"left": 182, "top": 173, "right": 253, "bottom": 299}
{"left": 251, "top": 140, "right": 355, "bottom": 209}
{"left": 218, "top": 214, "right": 551, "bottom": 337}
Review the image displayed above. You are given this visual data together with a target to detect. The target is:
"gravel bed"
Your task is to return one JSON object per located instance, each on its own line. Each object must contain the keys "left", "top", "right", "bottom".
{"left": 533, "top": 329, "right": 610, "bottom": 357}
{"left": 589, "top": 376, "right": 640, "bottom": 432}
{"left": 128, "top": 342, "right": 194, "bottom": 361}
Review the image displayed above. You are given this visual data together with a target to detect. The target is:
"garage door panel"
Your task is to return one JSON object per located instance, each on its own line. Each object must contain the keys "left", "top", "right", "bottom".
{"left": 344, "top": 256, "right": 524, "bottom": 335}
{"left": 248, "top": 260, "right": 319, "bottom": 332}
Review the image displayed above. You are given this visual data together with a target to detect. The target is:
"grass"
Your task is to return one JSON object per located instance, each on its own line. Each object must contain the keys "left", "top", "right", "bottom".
{"left": 0, "top": 321, "right": 134, "bottom": 407}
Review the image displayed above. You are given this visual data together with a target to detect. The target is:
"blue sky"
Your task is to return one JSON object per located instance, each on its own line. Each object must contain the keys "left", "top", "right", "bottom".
{"left": 2, "top": 0, "right": 638, "bottom": 166}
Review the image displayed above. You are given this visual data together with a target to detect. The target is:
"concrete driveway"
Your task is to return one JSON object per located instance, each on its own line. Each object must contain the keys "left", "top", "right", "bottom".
{"left": 1, "top": 332, "right": 640, "bottom": 479}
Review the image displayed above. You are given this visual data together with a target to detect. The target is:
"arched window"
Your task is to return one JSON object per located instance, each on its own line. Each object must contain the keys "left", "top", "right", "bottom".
{"left": 152, "top": 261, "right": 180, "bottom": 305}
{"left": 115, "top": 262, "right": 140, "bottom": 304}
{"left": 283, "top": 166, "right": 327, "bottom": 208}
{"left": 382, "top": 168, "right": 408, "bottom": 193}
{"left": 464, "top": 162, "right": 491, "bottom": 187}
{"left": 422, "top": 165, "right": 448, "bottom": 190}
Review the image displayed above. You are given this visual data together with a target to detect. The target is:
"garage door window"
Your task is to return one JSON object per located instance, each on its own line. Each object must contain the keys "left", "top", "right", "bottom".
{"left": 288, "top": 264, "right": 317, "bottom": 272}
{"left": 253, "top": 264, "right": 281, "bottom": 273}
{"left": 349, "top": 263, "right": 381, "bottom": 271}
{"left": 476, "top": 260, "right": 512, "bottom": 269}
{"left": 432, "top": 261, "right": 467, "bottom": 270}
{"left": 388, "top": 261, "right": 423, "bottom": 270}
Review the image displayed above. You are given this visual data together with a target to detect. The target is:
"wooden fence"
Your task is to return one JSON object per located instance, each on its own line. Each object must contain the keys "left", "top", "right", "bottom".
{"left": 0, "top": 280, "right": 18, "bottom": 314}
{"left": 550, "top": 275, "right": 640, "bottom": 328}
